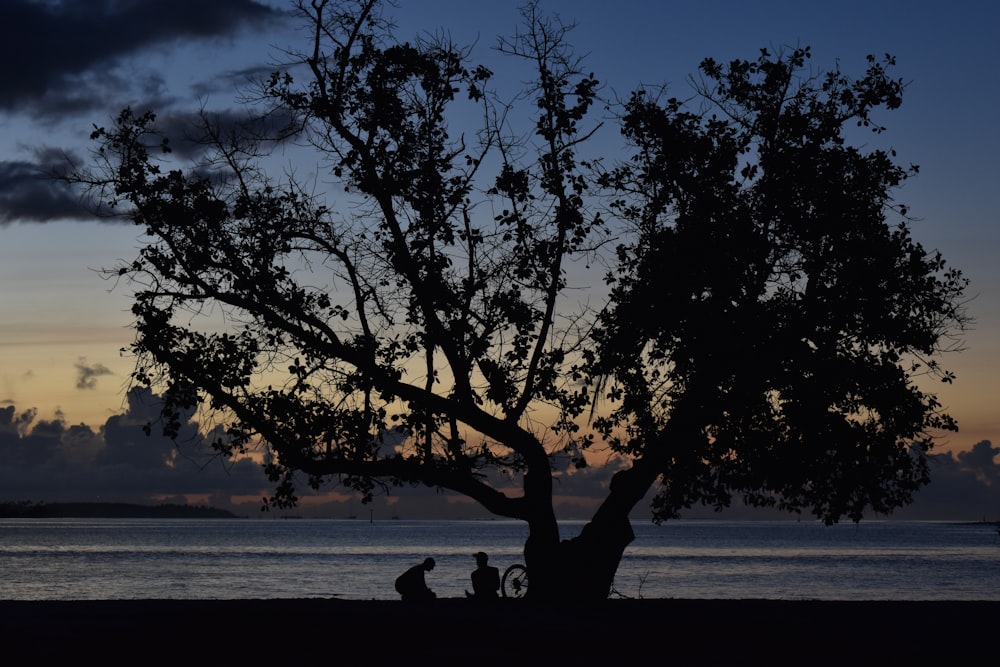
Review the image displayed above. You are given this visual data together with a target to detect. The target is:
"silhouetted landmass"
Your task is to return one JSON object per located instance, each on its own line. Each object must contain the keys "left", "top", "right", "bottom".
{"left": 0, "top": 501, "right": 236, "bottom": 518}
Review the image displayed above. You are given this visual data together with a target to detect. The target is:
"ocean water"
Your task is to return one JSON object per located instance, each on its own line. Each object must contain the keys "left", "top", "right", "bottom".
{"left": 0, "top": 518, "right": 998, "bottom": 601}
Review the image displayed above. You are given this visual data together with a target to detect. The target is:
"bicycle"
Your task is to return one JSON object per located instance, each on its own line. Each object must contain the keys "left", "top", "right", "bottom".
{"left": 501, "top": 563, "right": 528, "bottom": 598}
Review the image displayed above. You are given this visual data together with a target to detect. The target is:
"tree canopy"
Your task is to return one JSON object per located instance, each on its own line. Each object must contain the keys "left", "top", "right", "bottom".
{"left": 75, "top": 0, "right": 968, "bottom": 600}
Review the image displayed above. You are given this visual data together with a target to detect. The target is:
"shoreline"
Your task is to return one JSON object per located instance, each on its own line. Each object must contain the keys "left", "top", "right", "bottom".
{"left": 2, "top": 598, "right": 996, "bottom": 664}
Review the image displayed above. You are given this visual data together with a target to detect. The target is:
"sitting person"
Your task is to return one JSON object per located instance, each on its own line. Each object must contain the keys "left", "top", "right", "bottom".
{"left": 465, "top": 551, "right": 500, "bottom": 599}
{"left": 395, "top": 557, "right": 437, "bottom": 601}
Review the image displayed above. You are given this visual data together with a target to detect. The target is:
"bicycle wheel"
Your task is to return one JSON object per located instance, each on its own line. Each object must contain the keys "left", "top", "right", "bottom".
{"left": 501, "top": 563, "right": 528, "bottom": 599}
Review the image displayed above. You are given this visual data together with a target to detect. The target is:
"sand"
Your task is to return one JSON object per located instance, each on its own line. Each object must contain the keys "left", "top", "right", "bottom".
{"left": 2, "top": 598, "right": 996, "bottom": 664}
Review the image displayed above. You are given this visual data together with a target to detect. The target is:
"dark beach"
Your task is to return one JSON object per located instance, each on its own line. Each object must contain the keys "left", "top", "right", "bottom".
{"left": 2, "top": 598, "right": 996, "bottom": 665}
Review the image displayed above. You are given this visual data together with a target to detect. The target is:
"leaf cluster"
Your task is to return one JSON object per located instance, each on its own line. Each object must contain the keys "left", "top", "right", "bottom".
{"left": 591, "top": 47, "right": 968, "bottom": 523}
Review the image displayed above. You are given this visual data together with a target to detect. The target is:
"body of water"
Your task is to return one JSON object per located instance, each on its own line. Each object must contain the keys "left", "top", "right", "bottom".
{"left": 1, "top": 518, "right": 998, "bottom": 601}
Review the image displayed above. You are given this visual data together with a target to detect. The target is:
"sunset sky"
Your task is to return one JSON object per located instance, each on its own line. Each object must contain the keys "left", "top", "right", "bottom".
{"left": 1, "top": 0, "right": 998, "bottom": 519}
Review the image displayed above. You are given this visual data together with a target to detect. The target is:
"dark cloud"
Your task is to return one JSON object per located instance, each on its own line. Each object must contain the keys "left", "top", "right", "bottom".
{"left": 957, "top": 439, "right": 1000, "bottom": 472}
{"left": 140, "top": 105, "right": 302, "bottom": 160}
{"left": 0, "top": 152, "right": 92, "bottom": 224}
{"left": 74, "top": 357, "right": 114, "bottom": 390}
{"left": 190, "top": 63, "right": 282, "bottom": 101}
{"left": 0, "top": 104, "right": 302, "bottom": 225}
{"left": 0, "top": 388, "right": 624, "bottom": 517}
{"left": 0, "top": 404, "right": 38, "bottom": 437}
{"left": 0, "top": 1, "right": 302, "bottom": 224}
{"left": 0, "top": 387, "right": 271, "bottom": 505}
{"left": 3, "top": 389, "right": 998, "bottom": 520}
{"left": 892, "top": 440, "right": 1000, "bottom": 521}
{"left": 0, "top": 0, "right": 285, "bottom": 117}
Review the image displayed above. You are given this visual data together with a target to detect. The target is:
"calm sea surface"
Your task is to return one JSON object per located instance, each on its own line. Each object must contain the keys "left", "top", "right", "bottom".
{"left": 1, "top": 518, "right": 998, "bottom": 601}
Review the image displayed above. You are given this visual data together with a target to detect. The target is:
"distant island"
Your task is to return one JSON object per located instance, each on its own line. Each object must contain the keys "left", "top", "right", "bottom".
{"left": 0, "top": 501, "right": 236, "bottom": 519}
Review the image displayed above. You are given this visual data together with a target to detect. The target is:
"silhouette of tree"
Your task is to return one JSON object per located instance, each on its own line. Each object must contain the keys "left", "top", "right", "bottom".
{"left": 570, "top": 45, "right": 970, "bottom": 598}
{"left": 73, "top": 1, "right": 967, "bottom": 600}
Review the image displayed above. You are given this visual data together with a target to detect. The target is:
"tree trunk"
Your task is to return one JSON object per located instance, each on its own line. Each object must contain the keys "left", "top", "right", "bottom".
{"left": 522, "top": 425, "right": 693, "bottom": 599}
{"left": 524, "top": 513, "right": 635, "bottom": 601}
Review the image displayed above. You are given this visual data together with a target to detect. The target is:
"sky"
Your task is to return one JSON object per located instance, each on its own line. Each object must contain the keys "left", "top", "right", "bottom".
{"left": 1, "top": 0, "right": 998, "bottom": 521}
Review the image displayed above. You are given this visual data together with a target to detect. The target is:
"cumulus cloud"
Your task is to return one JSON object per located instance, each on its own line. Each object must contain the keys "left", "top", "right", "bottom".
{"left": 891, "top": 440, "right": 1000, "bottom": 520}
{"left": 2, "top": 388, "right": 998, "bottom": 521}
{"left": 957, "top": 440, "right": 1000, "bottom": 474}
{"left": 0, "top": 387, "right": 627, "bottom": 518}
{"left": 0, "top": 387, "right": 271, "bottom": 507}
